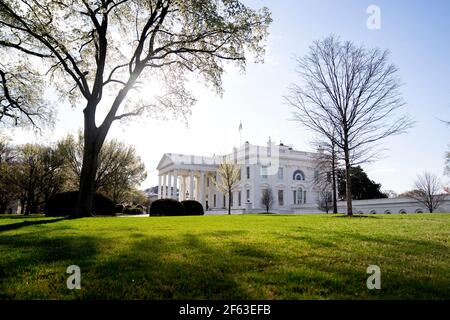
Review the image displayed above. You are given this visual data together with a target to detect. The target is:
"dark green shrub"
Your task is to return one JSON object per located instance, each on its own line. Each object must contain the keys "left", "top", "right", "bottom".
{"left": 181, "top": 200, "right": 204, "bottom": 216}
{"left": 115, "top": 204, "right": 124, "bottom": 213}
{"left": 123, "top": 205, "right": 133, "bottom": 215}
{"left": 134, "top": 206, "right": 144, "bottom": 214}
{"left": 150, "top": 199, "right": 185, "bottom": 216}
{"left": 45, "top": 191, "right": 116, "bottom": 217}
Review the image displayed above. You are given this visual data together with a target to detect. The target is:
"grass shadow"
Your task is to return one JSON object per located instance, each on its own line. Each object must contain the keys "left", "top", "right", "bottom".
{"left": 0, "top": 218, "right": 65, "bottom": 233}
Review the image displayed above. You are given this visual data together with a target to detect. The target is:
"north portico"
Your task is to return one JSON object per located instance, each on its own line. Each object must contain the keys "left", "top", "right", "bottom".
{"left": 156, "top": 153, "right": 219, "bottom": 209}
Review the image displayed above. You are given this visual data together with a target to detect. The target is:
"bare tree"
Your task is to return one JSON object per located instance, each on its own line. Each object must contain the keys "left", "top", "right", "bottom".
{"left": 317, "top": 190, "right": 332, "bottom": 213}
{"left": 261, "top": 188, "right": 273, "bottom": 213}
{"left": 446, "top": 149, "right": 450, "bottom": 177}
{"left": 382, "top": 190, "right": 398, "bottom": 198}
{"left": 212, "top": 158, "right": 240, "bottom": 215}
{"left": 312, "top": 138, "right": 340, "bottom": 213}
{"left": 286, "top": 35, "right": 413, "bottom": 216}
{"left": 407, "top": 172, "right": 445, "bottom": 213}
{"left": 0, "top": 0, "right": 271, "bottom": 217}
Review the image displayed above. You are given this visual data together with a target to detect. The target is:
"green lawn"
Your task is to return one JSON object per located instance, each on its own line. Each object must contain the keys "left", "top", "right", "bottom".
{"left": 0, "top": 213, "right": 449, "bottom": 299}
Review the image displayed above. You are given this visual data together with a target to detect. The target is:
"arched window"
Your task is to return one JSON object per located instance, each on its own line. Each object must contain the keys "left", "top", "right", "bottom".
{"left": 415, "top": 209, "right": 423, "bottom": 213}
{"left": 399, "top": 209, "right": 407, "bottom": 214}
{"left": 293, "top": 170, "right": 305, "bottom": 181}
{"left": 384, "top": 210, "right": 392, "bottom": 214}
{"left": 370, "top": 210, "right": 377, "bottom": 214}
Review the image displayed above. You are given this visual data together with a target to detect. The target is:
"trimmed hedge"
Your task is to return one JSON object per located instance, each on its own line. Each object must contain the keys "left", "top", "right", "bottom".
{"left": 149, "top": 199, "right": 185, "bottom": 216}
{"left": 123, "top": 207, "right": 144, "bottom": 215}
{"left": 181, "top": 200, "right": 204, "bottom": 216}
{"left": 45, "top": 191, "right": 116, "bottom": 217}
{"left": 123, "top": 205, "right": 132, "bottom": 215}
{"left": 115, "top": 204, "right": 124, "bottom": 214}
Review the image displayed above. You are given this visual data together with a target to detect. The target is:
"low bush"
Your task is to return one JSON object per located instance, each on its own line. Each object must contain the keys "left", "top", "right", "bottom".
{"left": 150, "top": 199, "right": 185, "bottom": 216}
{"left": 123, "top": 205, "right": 133, "bottom": 215}
{"left": 45, "top": 192, "right": 116, "bottom": 217}
{"left": 115, "top": 204, "right": 124, "bottom": 214}
{"left": 134, "top": 206, "right": 144, "bottom": 215}
{"left": 181, "top": 200, "right": 204, "bottom": 216}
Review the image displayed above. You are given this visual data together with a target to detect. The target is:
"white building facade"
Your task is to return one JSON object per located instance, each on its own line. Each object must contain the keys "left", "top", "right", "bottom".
{"left": 156, "top": 140, "right": 331, "bottom": 213}
{"left": 156, "top": 140, "right": 450, "bottom": 214}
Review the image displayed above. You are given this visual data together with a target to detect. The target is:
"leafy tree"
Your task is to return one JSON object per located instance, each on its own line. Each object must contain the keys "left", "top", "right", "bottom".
{"left": 0, "top": 0, "right": 272, "bottom": 217}
{"left": 39, "top": 146, "right": 68, "bottom": 205}
{"left": 3, "top": 142, "right": 67, "bottom": 214}
{"left": 128, "top": 188, "right": 150, "bottom": 207}
{"left": 261, "top": 188, "right": 273, "bottom": 213}
{"left": 0, "top": 65, "right": 53, "bottom": 128}
{"left": 57, "top": 132, "right": 147, "bottom": 204}
{"left": 337, "top": 166, "right": 387, "bottom": 200}
{"left": 0, "top": 134, "right": 18, "bottom": 213}
{"left": 212, "top": 158, "right": 240, "bottom": 215}
{"left": 287, "top": 35, "right": 413, "bottom": 215}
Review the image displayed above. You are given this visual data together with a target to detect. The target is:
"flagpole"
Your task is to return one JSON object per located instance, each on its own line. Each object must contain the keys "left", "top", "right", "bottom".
{"left": 239, "top": 121, "right": 242, "bottom": 146}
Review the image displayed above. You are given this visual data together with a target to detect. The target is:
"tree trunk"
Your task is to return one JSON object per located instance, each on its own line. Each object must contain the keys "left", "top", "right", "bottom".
{"left": 228, "top": 190, "right": 231, "bottom": 215}
{"left": 73, "top": 106, "right": 105, "bottom": 218}
{"left": 20, "top": 198, "right": 25, "bottom": 215}
{"left": 0, "top": 203, "right": 6, "bottom": 215}
{"left": 344, "top": 148, "right": 353, "bottom": 216}
{"left": 331, "top": 143, "right": 338, "bottom": 214}
{"left": 25, "top": 192, "right": 32, "bottom": 215}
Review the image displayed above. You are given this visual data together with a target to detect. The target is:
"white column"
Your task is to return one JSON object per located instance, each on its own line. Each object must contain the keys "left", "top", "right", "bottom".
{"left": 173, "top": 170, "right": 178, "bottom": 200}
{"left": 189, "top": 170, "right": 194, "bottom": 200}
{"left": 162, "top": 174, "right": 167, "bottom": 198}
{"left": 194, "top": 176, "right": 198, "bottom": 201}
{"left": 208, "top": 173, "right": 213, "bottom": 209}
{"left": 200, "top": 171, "right": 205, "bottom": 208}
{"left": 167, "top": 172, "right": 172, "bottom": 198}
{"left": 158, "top": 175, "right": 162, "bottom": 199}
{"left": 182, "top": 176, "right": 186, "bottom": 201}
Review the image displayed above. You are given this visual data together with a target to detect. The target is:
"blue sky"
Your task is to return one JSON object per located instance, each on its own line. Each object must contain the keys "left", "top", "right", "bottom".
{"left": 6, "top": 0, "right": 450, "bottom": 193}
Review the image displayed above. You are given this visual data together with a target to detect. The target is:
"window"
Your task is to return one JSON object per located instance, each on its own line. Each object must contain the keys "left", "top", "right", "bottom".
{"left": 246, "top": 189, "right": 250, "bottom": 202}
{"left": 223, "top": 195, "right": 226, "bottom": 209}
{"left": 230, "top": 193, "right": 233, "bottom": 207}
{"left": 238, "top": 191, "right": 241, "bottom": 207}
{"left": 246, "top": 166, "right": 250, "bottom": 179}
{"left": 278, "top": 167, "right": 284, "bottom": 180}
{"left": 213, "top": 194, "right": 216, "bottom": 208}
{"left": 293, "top": 170, "right": 305, "bottom": 181}
{"left": 261, "top": 166, "right": 268, "bottom": 179}
{"left": 294, "top": 188, "right": 303, "bottom": 204}
{"left": 207, "top": 177, "right": 210, "bottom": 187}
{"left": 303, "top": 191, "right": 307, "bottom": 204}
{"left": 278, "top": 190, "right": 284, "bottom": 206}
{"left": 238, "top": 168, "right": 241, "bottom": 181}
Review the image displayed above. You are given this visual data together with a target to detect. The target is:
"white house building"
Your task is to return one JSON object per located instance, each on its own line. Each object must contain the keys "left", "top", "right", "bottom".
{"left": 156, "top": 139, "right": 450, "bottom": 214}
{"left": 157, "top": 139, "right": 333, "bottom": 213}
